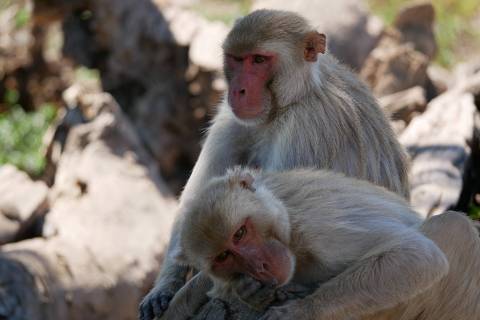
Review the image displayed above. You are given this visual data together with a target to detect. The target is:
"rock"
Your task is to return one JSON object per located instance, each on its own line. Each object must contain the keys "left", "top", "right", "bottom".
{"left": 360, "top": 3, "right": 437, "bottom": 97}
{"left": 0, "top": 90, "right": 177, "bottom": 320}
{"left": 379, "top": 86, "right": 427, "bottom": 123}
{"left": 400, "top": 73, "right": 480, "bottom": 217}
{"left": 390, "top": 120, "right": 407, "bottom": 136}
{"left": 163, "top": 7, "right": 205, "bottom": 46}
{"left": 0, "top": 165, "right": 49, "bottom": 244}
{"left": 0, "top": 214, "right": 19, "bottom": 245}
{"left": 0, "top": 1, "right": 33, "bottom": 77}
{"left": 61, "top": 0, "right": 218, "bottom": 193}
{"left": 131, "top": 83, "right": 197, "bottom": 191}
{"left": 394, "top": 2, "right": 437, "bottom": 59}
{"left": 251, "top": 0, "right": 382, "bottom": 70}
{"left": 360, "top": 29, "right": 429, "bottom": 97}
{"left": 426, "top": 65, "right": 451, "bottom": 94}
{"left": 1, "top": 0, "right": 69, "bottom": 112}
{"left": 453, "top": 58, "right": 480, "bottom": 85}
{"left": 62, "top": 0, "right": 179, "bottom": 95}
{"left": 189, "top": 21, "right": 229, "bottom": 71}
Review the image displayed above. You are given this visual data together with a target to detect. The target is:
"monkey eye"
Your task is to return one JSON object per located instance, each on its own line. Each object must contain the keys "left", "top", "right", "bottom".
{"left": 233, "top": 226, "right": 247, "bottom": 242}
{"left": 232, "top": 55, "right": 243, "bottom": 62}
{"left": 253, "top": 55, "right": 266, "bottom": 64}
{"left": 215, "top": 250, "right": 231, "bottom": 263}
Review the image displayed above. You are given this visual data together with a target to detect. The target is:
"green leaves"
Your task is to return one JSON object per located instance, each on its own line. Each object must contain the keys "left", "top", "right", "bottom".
{"left": 0, "top": 103, "right": 57, "bottom": 177}
{"left": 469, "top": 204, "right": 480, "bottom": 220}
{"left": 14, "top": 7, "right": 30, "bottom": 28}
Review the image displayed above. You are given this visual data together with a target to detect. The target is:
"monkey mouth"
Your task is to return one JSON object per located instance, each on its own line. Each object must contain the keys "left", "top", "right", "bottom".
{"left": 249, "top": 269, "right": 289, "bottom": 287}
{"left": 231, "top": 104, "right": 265, "bottom": 120}
{"left": 246, "top": 249, "right": 294, "bottom": 287}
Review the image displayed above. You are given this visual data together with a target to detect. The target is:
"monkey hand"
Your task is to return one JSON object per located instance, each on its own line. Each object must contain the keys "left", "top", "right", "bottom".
{"left": 273, "top": 282, "right": 314, "bottom": 303}
{"left": 232, "top": 275, "right": 278, "bottom": 311}
{"left": 260, "top": 298, "right": 315, "bottom": 320}
{"left": 138, "top": 285, "right": 175, "bottom": 320}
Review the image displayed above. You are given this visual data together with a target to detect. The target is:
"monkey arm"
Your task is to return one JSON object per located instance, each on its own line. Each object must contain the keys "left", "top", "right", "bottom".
{"left": 180, "top": 107, "right": 249, "bottom": 203}
{"left": 156, "top": 108, "right": 249, "bottom": 288}
{"left": 159, "top": 272, "right": 213, "bottom": 320}
{"left": 157, "top": 108, "right": 248, "bottom": 285}
{"left": 261, "top": 231, "right": 449, "bottom": 320}
{"left": 140, "top": 108, "right": 249, "bottom": 320}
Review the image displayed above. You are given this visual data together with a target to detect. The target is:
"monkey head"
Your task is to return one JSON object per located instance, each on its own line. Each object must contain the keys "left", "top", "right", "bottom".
{"left": 179, "top": 168, "right": 295, "bottom": 288}
{"left": 223, "top": 10, "right": 326, "bottom": 125}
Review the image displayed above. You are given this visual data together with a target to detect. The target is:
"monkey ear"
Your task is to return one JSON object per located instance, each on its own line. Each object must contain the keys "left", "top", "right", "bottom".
{"left": 227, "top": 167, "right": 257, "bottom": 192}
{"left": 237, "top": 172, "right": 255, "bottom": 192}
{"left": 303, "top": 32, "right": 326, "bottom": 62}
{"left": 239, "top": 173, "right": 256, "bottom": 192}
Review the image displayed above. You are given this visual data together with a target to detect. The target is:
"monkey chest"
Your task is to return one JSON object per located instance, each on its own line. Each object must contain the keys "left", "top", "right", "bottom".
{"left": 245, "top": 138, "right": 323, "bottom": 171}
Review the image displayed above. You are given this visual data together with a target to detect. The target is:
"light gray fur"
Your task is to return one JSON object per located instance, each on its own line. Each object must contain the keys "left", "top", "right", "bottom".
{"left": 139, "top": 9, "right": 409, "bottom": 320}
{"left": 181, "top": 53, "right": 409, "bottom": 204}
{"left": 179, "top": 168, "right": 480, "bottom": 320}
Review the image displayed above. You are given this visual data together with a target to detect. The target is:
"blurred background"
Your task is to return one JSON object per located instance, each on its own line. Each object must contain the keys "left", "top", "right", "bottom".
{"left": 0, "top": 0, "right": 479, "bottom": 319}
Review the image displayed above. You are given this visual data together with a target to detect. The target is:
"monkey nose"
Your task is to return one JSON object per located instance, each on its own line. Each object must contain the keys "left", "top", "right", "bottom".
{"left": 239, "top": 88, "right": 246, "bottom": 95}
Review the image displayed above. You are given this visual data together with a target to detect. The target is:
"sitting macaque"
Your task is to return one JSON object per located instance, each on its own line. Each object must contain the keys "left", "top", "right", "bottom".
{"left": 175, "top": 168, "right": 480, "bottom": 320}
{"left": 139, "top": 9, "right": 411, "bottom": 319}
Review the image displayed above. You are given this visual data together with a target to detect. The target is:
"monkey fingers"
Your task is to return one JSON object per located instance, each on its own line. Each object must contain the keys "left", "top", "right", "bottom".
{"left": 138, "top": 288, "right": 174, "bottom": 320}
{"left": 232, "top": 275, "right": 277, "bottom": 310}
{"left": 273, "top": 283, "right": 314, "bottom": 304}
{"left": 260, "top": 299, "right": 313, "bottom": 320}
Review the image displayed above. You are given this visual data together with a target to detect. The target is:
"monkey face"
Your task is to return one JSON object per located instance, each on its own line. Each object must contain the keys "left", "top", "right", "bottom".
{"left": 224, "top": 52, "right": 276, "bottom": 123}
{"left": 209, "top": 217, "right": 295, "bottom": 287}
{"left": 180, "top": 169, "right": 295, "bottom": 287}
{"left": 222, "top": 10, "right": 326, "bottom": 126}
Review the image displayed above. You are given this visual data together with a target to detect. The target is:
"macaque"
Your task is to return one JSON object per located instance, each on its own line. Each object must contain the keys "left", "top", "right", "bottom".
{"left": 139, "top": 9, "right": 410, "bottom": 319}
{"left": 176, "top": 167, "right": 480, "bottom": 320}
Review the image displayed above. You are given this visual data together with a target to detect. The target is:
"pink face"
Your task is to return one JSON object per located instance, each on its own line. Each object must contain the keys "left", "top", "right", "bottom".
{"left": 211, "top": 218, "right": 293, "bottom": 286}
{"left": 225, "top": 52, "right": 277, "bottom": 120}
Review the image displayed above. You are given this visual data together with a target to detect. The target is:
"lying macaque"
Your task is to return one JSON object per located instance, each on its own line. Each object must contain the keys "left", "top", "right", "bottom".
{"left": 174, "top": 168, "right": 480, "bottom": 320}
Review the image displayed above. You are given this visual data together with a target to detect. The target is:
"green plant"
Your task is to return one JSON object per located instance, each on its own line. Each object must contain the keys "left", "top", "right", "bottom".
{"left": 469, "top": 204, "right": 480, "bottom": 220}
{"left": 0, "top": 101, "right": 57, "bottom": 177}
{"left": 15, "top": 7, "right": 30, "bottom": 28}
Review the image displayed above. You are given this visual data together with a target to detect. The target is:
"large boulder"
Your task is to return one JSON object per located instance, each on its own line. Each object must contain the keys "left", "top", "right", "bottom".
{"left": 360, "top": 3, "right": 437, "bottom": 97}
{"left": 0, "top": 165, "right": 49, "bottom": 245}
{"left": 400, "top": 73, "right": 480, "bottom": 217}
{"left": 0, "top": 89, "right": 177, "bottom": 320}
{"left": 393, "top": 2, "right": 437, "bottom": 60}
{"left": 60, "top": 0, "right": 228, "bottom": 193}
{"left": 360, "top": 29, "right": 430, "bottom": 97}
{"left": 379, "top": 86, "right": 427, "bottom": 124}
{"left": 0, "top": 1, "right": 33, "bottom": 77}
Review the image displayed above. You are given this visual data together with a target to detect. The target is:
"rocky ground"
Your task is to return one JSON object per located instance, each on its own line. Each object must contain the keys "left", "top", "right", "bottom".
{"left": 0, "top": 0, "right": 479, "bottom": 319}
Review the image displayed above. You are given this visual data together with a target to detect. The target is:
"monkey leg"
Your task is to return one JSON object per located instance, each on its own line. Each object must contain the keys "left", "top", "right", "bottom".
{"left": 414, "top": 211, "right": 480, "bottom": 319}
{"left": 365, "top": 211, "right": 480, "bottom": 320}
